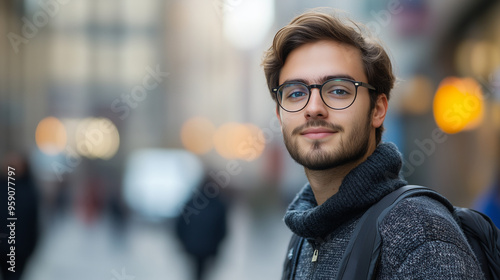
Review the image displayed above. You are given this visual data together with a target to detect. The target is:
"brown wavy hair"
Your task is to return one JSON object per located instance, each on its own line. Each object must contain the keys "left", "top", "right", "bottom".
{"left": 262, "top": 9, "right": 395, "bottom": 145}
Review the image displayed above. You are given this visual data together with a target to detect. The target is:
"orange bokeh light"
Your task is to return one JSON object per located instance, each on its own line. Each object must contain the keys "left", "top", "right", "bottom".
{"left": 35, "top": 116, "right": 67, "bottom": 155}
{"left": 213, "top": 122, "right": 244, "bottom": 159}
{"left": 213, "top": 122, "right": 265, "bottom": 161}
{"left": 433, "top": 77, "right": 484, "bottom": 134}
{"left": 181, "top": 117, "right": 216, "bottom": 155}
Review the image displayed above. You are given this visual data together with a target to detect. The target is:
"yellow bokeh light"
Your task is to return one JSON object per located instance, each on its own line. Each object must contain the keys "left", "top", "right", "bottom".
{"left": 181, "top": 117, "right": 216, "bottom": 155}
{"left": 75, "top": 118, "right": 120, "bottom": 159}
{"left": 213, "top": 122, "right": 266, "bottom": 161}
{"left": 35, "top": 116, "right": 67, "bottom": 155}
{"left": 455, "top": 39, "right": 500, "bottom": 78}
{"left": 213, "top": 122, "right": 242, "bottom": 159}
{"left": 236, "top": 124, "right": 265, "bottom": 161}
{"left": 470, "top": 41, "right": 500, "bottom": 78}
{"left": 433, "top": 77, "right": 484, "bottom": 134}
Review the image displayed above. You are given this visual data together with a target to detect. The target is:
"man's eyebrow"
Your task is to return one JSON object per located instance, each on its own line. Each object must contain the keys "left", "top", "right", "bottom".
{"left": 282, "top": 75, "right": 356, "bottom": 85}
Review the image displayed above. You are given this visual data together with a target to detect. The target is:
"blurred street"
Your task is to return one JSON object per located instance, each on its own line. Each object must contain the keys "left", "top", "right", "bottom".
{"left": 23, "top": 203, "right": 290, "bottom": 280}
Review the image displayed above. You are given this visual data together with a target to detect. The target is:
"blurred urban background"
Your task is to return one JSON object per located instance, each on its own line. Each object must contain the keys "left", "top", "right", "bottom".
{"left": 0, "top": 0, "right": 499, "bottom": 279}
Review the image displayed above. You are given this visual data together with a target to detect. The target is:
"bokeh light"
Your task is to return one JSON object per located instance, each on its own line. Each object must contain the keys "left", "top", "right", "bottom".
{"left": 123, "top": 149, "right": 203, "bottom": 219}
{"left": 223, "top": 0, "right": 274, "bottom": 50}
{"left": 181, "top": 117, "right": 216, "bottom": 155}
{"left": 433, "top": 77, "right": 484, "bottom": 134}
{"left": 213, "top": 122, "right": 265, "bottom": 161}
{"left": 35, "top": 116, "right": 67, "bottom": 155}
{"left": 238, "top": 123, "right": 265, "bottom": 161}
{"left": 470, "top": 41, "right": 500, "bottom": 78}
{"left": 213, "top": 122, "right": 244, "bottom": 159}
{"left": 455, "top": 39, "right": 500, "bottom": 78}
{"left": 75, "top": 118, "right": 120, "bottom": 159}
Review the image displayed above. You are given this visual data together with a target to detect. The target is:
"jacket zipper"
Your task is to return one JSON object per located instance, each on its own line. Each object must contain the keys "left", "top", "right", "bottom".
{"left": 311, "top": 248, "right": 319, "bottom": 262}
{"left": 308, "top": 240, "right": 320, "bottom": 280}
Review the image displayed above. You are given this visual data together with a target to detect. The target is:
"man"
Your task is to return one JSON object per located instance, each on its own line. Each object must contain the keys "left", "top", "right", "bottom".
{"left": 262, "top": 10, "right": 484, "bottom": 279}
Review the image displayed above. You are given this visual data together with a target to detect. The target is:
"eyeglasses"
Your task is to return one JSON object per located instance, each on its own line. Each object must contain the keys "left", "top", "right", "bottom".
{"left": 273, "top": 78, "right": 376, "bottom": 112}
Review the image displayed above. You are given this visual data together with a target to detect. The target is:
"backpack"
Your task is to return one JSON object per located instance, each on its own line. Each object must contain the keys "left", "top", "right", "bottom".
{"left": 336, "top": 185, "right": 500, "bottom": 280}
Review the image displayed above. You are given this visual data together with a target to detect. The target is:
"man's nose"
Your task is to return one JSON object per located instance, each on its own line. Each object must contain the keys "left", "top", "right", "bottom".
{"left": 304, "top": 88, "right": 329, "bottom": 119}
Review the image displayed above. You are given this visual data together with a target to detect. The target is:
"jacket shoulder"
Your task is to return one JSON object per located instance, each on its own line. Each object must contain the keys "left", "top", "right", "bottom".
{"left": 380, "top": 195, "right": 471, "bottom": 254}
{"left": 377, "top": 195, "right": 483, "bottom": 278}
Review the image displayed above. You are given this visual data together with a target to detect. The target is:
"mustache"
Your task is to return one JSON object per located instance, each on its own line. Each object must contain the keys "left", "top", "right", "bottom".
{"left": 291, "top": 120, "right": 344, "bottom": 135}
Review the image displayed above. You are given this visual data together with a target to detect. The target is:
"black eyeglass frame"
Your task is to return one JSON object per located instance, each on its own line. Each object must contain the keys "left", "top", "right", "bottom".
{"left": 272, "top": 78, "right": 377, "bottom": 112}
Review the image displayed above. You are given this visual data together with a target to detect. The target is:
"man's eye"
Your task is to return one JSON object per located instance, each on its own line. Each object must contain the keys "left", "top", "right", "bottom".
{"left": 331, "top": 89, "right": 349, "bottom": 95}
{"left": 288, "top": 91, "right": 307, "bottom": 98}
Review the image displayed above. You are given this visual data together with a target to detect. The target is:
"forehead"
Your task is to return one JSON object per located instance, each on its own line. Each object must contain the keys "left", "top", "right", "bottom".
{"left": 279, "top": 40, "right": 366, "bottom": 84}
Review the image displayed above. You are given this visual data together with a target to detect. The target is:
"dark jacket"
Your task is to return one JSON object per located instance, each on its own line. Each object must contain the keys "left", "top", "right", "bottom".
{"left": 282, "top": 143, "right": 484, "bottom": 279}
{"left": 175, "top": 180, "right": 228, "bottom": 259}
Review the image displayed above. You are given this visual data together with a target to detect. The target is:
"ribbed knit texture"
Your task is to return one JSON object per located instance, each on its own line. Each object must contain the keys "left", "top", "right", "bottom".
{"left": 284, "top": 142, "right": 407, "bottom": 239}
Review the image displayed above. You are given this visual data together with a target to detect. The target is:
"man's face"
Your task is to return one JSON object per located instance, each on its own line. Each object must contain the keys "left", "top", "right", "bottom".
{"left": 277, "top": 40, "right": 377, "bottom": 170}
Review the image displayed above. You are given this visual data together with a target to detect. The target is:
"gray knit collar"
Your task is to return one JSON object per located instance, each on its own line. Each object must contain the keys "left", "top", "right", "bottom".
{"left": 284, "top": 142, "right": 407, "bottom": 239}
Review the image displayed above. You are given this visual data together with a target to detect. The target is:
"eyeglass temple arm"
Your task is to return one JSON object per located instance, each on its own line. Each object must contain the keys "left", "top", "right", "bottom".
{"left": 355, "top": 81, "right": 376, "bottom": 91}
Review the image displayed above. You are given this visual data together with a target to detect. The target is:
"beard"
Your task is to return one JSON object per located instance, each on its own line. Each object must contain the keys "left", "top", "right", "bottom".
{"left": 282, "top": 114, "right": 372, "bottom": 171}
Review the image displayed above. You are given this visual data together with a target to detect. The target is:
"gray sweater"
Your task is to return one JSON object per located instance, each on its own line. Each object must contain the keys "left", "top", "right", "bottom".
{"left": 283, "top": 143, "right": 484, "bottom": 279}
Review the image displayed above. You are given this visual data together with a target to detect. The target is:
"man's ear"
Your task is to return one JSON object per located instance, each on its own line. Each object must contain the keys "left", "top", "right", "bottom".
{"left": 372, "top": 94, "right": 388, "bottom": 129}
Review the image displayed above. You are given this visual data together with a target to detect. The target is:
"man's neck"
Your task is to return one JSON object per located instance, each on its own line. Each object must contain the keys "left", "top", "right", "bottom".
{"left": 306, "top": 145, "right": 376, "bottom": 206}
{"left": 305, "top": 162, "right": 357, "bottom": 205}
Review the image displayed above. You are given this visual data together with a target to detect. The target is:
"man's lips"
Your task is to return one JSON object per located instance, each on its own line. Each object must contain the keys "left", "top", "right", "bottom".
{"left": 300, "top": 127, "right": 338, "bottom": 139}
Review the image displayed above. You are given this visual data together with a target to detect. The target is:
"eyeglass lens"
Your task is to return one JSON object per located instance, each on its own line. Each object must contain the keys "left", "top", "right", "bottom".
{"left": 277, "top": 79, "right": 356, "bottom": 111}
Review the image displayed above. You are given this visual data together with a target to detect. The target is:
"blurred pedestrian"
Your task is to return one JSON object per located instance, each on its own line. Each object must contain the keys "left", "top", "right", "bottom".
{"left": 475, "top": 142, "right": 500, "bottom": 228}
{"left": 475, "top": 175, "right": 500, "bottom": 228}
{"left": 175, "top": 176, "right": 228, "bottom": 280}
{"left": 0, "top": 153, "right": 40, "bottom": 280}
{"left": 262, "top": 9, "right": 484, "bottom": 279}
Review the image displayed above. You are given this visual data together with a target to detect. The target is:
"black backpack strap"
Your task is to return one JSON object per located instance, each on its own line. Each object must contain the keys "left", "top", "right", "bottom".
{"left": 282, "top": 233, "right": 304, "bottom": 280}
{"left": 336, "top": 185, "right": 433, "bottom": 280}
